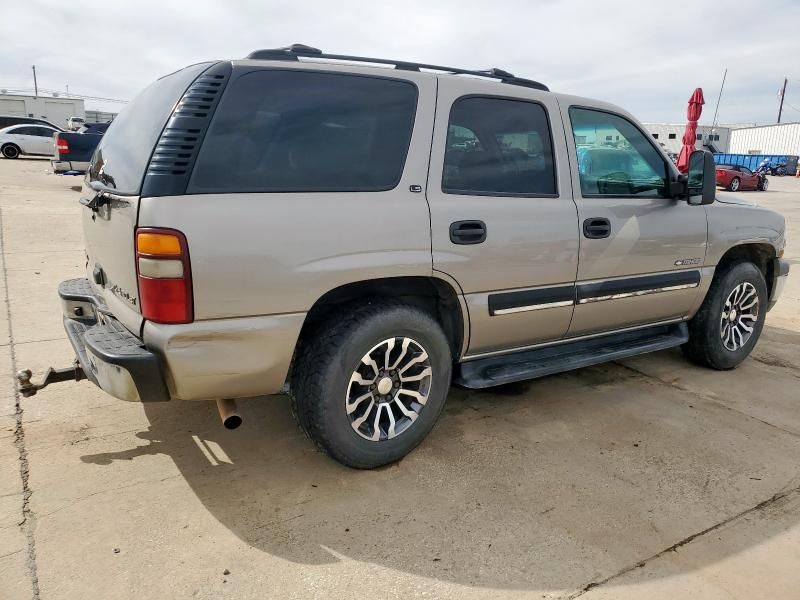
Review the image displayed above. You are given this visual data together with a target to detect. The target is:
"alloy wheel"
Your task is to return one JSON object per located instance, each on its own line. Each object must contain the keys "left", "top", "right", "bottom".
{"left": 720, "top": 282, "right": 759, "bottom": 351}
{"left": 345, "top": 337, "right": 432, "bottom": 441}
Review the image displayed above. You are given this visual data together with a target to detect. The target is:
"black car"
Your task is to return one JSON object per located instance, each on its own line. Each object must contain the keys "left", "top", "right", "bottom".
{"left": 0, "top": 115, "right": 64, "bottom": 131}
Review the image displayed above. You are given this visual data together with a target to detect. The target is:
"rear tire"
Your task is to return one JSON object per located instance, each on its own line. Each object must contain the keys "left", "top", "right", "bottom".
{"left": 1, "top": 144, "right": 20, "bottom": 159}
{"left": 291, "top": 301, "right": 452, "bottom": 469}
{"left": 728, "top": 177, "right": 740, "bottom": 191}
{"left": 683, "top": 261, "right": 767, "bottom": 370}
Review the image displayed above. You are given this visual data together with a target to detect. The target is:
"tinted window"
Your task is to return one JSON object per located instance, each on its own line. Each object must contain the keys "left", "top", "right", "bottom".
{"left": 88, "top": 62, "right": 210, "bottom": 194}
{"left": 570, "top": 107, "right": 668, "bottom": 197}
{"left": 740, "top": 166, "right": 752, "bottom": 175}
{"left": 443, "top": 97, "right": 556, "bottom": 196}
{"left": 31, "top": 127, "right": 55, "bottom": 137}
{"left": 189, "top": 70, "right": 417, "bottom": 193}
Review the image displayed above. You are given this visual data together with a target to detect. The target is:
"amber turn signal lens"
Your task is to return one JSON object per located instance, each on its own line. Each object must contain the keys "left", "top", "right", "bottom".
{"left": 136, "top": 232, "right": 182, "bottom": 256}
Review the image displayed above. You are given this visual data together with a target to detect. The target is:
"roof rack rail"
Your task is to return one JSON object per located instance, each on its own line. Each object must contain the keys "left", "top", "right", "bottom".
{"left": 245, "top": 44, "right": 549, "bottom": 92}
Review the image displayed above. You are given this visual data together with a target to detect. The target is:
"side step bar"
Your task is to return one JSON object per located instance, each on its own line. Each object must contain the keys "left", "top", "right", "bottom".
{"left": 455, "top": 323, "right": 689, "bottom": 389}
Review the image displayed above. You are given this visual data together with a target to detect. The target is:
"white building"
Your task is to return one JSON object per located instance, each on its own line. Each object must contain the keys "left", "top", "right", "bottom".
{"left": 0, "top": 93, "right": 85, "bottom": 128}
{"left": 642, "top": 123, "right": 731, "bottom": 154}
{"left": 85, "top": 109, "right": 118, "bottom": 123}
{"left": 729, "top": 123, "right": 800, "bottom": 156}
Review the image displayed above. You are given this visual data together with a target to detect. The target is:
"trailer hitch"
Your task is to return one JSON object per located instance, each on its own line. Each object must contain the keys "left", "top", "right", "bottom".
{"left": 16, "top": 361, "right": 86, "bottom": 398}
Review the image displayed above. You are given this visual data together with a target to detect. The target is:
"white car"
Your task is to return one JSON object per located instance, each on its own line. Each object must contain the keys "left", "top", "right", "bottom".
{"left": 66, "top": 117, "right": 85, "bottom": 131}
{"left": 0, "top": 124, "right": 59, "bottom": 159}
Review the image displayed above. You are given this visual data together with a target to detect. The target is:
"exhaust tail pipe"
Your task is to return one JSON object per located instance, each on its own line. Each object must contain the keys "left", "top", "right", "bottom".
{"left": 216, "top": 399, "right": 242, "bottom": 430}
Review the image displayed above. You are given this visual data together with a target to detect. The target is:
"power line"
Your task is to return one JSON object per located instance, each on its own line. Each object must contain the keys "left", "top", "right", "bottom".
{"left": 0, "top": 86, "right": 128, "bottom": 103}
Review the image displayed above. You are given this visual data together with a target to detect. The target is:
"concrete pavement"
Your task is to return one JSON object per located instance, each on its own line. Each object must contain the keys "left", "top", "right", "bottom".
{"left": 1, "top": 157, "right": 799, "bottom": 599}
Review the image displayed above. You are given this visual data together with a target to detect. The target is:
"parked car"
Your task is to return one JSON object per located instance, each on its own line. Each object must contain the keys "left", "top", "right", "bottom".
{"left": 65, "top": 116, "right": 86, "bottom": 131}
{"left": 52, "top": 122, "right": 111, "bottom": 173}
{"left": 18, "top": 45, "right": 789, "bottom": 469}
{"left": 715, "top": 164, "right": 765, "bottom": 191}
{"left": 0, "top": 124, "right": 60, "bottom": 159}
{"left": 0, "top": 115, "right": 64, "bottom": 131}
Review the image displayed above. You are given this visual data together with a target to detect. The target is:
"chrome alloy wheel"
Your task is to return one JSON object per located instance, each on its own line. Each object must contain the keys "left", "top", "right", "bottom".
{"left": 346, "top": 337, "right": 433, "bottom": 442}
{"left": 720, "top": 282, "right": 759, "bottom": 351}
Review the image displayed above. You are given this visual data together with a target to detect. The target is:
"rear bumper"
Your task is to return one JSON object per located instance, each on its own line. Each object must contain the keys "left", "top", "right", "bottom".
{"left": 60, "top": 277, "right": 305, "bottom": 402}
{"left": 59, "top": 278, "right": 170, "bottom": 402}
{"left": 51, "top": 159, "right": 89, "bottom": 174}
{"left": 768, "top": 258, "right": 790, "bottom": 311}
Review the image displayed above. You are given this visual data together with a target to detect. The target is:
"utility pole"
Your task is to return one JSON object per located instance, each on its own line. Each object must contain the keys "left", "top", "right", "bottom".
{"left": 32, "top": 65, "right": 38, "bottom": 97}
{"left": 65, "top": 84, "right": 69, "bottom": 97}
{"left": 711, "top": 67, "right": 727, "bottom": 137}
{"left": 777, "top": 77, "right": 787, "bottom": 123}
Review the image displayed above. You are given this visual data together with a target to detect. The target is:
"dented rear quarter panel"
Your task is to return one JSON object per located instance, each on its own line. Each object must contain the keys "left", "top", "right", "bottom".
{"left": 136, "top": 66, "right": 438, "bottom": 322}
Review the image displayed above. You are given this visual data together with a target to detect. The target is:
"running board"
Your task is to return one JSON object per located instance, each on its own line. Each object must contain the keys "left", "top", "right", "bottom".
{"left": 455, "top": 322, "right": 688, "bottom": 389}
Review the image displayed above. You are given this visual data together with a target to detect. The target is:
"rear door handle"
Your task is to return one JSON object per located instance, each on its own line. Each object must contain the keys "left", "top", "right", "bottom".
{"left": 449, "top": 220, "right": 487, "bottom": 245}
{"left": 583, "top": 217, "right": 611, "bottom": 239}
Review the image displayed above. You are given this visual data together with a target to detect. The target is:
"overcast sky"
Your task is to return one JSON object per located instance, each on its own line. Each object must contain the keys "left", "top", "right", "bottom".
{"left": 3, "top": 0, "right": 799, "bottom": 125}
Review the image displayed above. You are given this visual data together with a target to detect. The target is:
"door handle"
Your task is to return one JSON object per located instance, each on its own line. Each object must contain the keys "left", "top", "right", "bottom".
{"left": 583, "top": 217, "right": 611, "bottom": 239}
{"left": 449, "top": 220, "right": 487, "bottom": 245}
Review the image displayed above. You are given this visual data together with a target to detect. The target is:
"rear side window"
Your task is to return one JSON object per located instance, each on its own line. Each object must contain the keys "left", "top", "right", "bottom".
{"left": 443, "top": 97, "right": 556, "bottom": 196}
{"left": 87, "top": 62, "right": 210, "bottom": 194}
{"left": 31, "top": 127, "right": 55, "bottom": 137}
{"left": 188, "top": 70, "right": 417, "bottom": 193}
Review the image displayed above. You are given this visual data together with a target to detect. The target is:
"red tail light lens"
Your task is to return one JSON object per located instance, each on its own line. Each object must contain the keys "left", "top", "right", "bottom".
{"left": 135, "top": 228, "right": 193, "bottom": 324}
{"left": 55, "top": 137, "right": 69, "bottom": 155}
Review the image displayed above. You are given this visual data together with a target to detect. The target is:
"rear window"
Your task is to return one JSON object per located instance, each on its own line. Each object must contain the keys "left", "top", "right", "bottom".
{"left": 188, "top": 70, "right": 418, "bottom": 193}
{"left": 87, "top": 62, "right": 210, "bottom": 194}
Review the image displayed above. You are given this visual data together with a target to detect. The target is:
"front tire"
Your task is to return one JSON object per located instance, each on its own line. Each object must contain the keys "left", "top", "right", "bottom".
{"left": 683, "top": 261, "right": 767, "bottom": 370}
{"left": 728, "top": 177, "right": 740, "bottom": 191}
{"left": 291, "top": 302, "right": 452, "bottom": 468}
{"left": 1, "top": 144, "right": 20, "bottom": 159}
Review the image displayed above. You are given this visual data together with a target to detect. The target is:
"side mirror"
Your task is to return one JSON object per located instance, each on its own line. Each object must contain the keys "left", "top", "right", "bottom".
{"left": 687, "top": 150, "right": 716, "bottom": 205}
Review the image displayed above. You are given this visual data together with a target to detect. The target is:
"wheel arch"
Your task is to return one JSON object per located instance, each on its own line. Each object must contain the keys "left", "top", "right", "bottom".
{"left": 1, "top": 142, "right": 22, "bottom": 157}
{"left": 715, "top": 242, "right": 776, "bottom": 296}
{"left": 294, "top": 275, "right": 469, "bottom": 365}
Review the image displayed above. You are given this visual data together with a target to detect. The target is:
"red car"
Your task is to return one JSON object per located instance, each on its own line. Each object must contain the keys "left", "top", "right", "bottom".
{"left": 715, "top": 164, "right": 767, "bottom": 192}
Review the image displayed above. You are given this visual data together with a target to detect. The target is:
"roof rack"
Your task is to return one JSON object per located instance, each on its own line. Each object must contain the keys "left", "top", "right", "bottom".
{"left": 245, "top": 44, "right": 549, "bottom": 92}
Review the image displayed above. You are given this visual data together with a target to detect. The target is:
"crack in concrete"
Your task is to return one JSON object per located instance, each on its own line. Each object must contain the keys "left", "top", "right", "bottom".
{"left": 1, "top": 207, "right": 40, "bottom": 599}
{"left": 614, "top": 360, "right": 800, "bottom": 440}
{"left": 566, "top": 485, "right": 800, "bottom": 599}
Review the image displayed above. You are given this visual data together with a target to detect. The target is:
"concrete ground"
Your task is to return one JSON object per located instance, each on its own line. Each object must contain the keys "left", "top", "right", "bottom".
{"left": 0, "top": 157, "right": 798, "bottom": 600}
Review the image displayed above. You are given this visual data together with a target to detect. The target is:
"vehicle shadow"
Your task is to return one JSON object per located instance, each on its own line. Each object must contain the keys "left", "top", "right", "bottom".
{"left": 80, "top": 324, "right": 800, "bottom": 591}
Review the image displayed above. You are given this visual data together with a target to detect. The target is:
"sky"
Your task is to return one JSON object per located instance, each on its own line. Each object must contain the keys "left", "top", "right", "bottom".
{"left": 2, "top": 0, "right": 800, "bottom": 125}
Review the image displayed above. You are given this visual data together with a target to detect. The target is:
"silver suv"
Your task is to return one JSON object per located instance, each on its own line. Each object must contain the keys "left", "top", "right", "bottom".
{"left": 19, "top": 45, "right": 789, "bottom": 468}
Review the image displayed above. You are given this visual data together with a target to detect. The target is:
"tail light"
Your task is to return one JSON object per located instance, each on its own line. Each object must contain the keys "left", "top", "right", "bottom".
{"left": 135, "top": 228, "right": 193, "bottom": 324}
{"left": 55, "top": 136, "right": 69, "bottom": 156}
